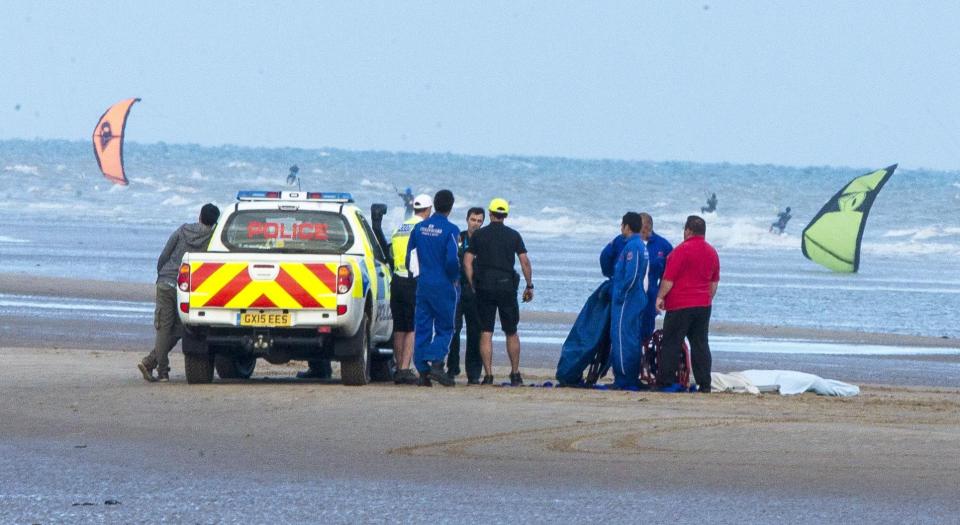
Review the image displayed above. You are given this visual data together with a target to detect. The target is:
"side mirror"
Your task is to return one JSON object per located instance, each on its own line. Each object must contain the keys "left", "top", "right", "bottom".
{"left": 370, "top": 203, "right": 387, "bottom": 222}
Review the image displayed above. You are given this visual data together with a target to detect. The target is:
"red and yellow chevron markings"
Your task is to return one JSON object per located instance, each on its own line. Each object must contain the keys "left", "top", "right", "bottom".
{"left": 188, "top": 262, "right": 338, "bottom": 309}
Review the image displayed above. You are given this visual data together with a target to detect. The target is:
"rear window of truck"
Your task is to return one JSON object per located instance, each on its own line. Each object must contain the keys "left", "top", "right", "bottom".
{"left": 222, "top": 210, "right": 353, "bottom": 254}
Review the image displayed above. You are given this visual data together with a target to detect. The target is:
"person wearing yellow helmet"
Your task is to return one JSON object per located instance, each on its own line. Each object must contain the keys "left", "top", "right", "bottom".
{"left": 463, "top": 197, "right": 534, "bottom": 386}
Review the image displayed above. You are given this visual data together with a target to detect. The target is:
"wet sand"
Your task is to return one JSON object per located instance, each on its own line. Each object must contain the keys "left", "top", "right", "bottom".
{"left": 3, "top": 272, "right": 958, "bottom": 348}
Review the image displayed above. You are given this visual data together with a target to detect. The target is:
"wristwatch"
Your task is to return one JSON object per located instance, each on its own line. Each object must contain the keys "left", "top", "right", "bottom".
{"left": 525, "top": 284, "right": 534, "bottom": 290}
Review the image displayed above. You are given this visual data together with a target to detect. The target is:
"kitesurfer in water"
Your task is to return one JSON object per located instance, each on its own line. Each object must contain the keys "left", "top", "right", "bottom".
{"left": 701, "top": 193, "right": 717, "bottom": 213}
{"left": 398, "top": 187, "right": 416, "bottom": 218}
{"left": 770, "top": 206, "right": 792, "bottom": 234}
{"left": 286, "top": 165, "right": 300, "bottom": 187}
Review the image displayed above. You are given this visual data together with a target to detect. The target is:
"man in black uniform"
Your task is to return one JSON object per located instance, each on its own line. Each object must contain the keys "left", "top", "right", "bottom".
{"left": 463, "top": 198, "right": 534, "bottom": 386}
{"left": 446, "top": 206, "right": 485, "bottom": 384}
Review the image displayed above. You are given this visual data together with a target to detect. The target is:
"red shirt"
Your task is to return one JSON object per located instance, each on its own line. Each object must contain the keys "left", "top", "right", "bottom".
{"left": 662, "top": 235, "right": 720, "bottom": 311}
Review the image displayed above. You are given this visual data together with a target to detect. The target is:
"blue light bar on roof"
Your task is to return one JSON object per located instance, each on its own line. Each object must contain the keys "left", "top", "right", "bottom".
{"left": 236, "top": 190, "right": 354, "bottom": 202}
{"left": 237, "top": 190, "right": 281, "bottom": 200}
{"left": 305, "top": 192, "right": 354, "bottom": 202}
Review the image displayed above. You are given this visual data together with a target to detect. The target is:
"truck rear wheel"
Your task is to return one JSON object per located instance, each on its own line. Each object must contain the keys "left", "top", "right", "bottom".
{"left": 184, "top": 353, "right": 214, "bottom": 384}
{"left": 215, "top": 354, "right": 257, "bottom": 379}
{"left": 340, "top": 315, "right": 371, "bottom": 386}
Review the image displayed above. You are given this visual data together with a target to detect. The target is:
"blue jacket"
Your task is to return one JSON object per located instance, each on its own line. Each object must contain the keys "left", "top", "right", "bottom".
{"left": 407, "top": 213, "right": 461, "bottom": 286}
{"left": 599, "top": 235, "right": 627, "bottom": 278}
{"left": 612, "top": 234, "right": 647, "bottom": 304}
{"left": 644, "top": 231, "right": 673, "bottom": 296}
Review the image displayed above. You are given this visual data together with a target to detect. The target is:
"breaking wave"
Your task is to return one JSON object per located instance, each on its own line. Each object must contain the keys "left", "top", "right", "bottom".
{"left": 4, "top": 164, "right": 39, "bottom": 175}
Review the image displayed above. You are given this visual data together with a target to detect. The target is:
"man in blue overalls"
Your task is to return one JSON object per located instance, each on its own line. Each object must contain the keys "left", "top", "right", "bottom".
{"left": 609, "top": 212, "right": 648, "bottom": 390}
{"left": 639, "top": 212, "right": 673, "bottom": 342}
{"left": 407, "top": 189, "right": 461, "bottom": 387}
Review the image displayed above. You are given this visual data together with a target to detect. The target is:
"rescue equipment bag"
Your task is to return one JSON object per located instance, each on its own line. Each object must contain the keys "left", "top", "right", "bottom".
{"left": 556, "top": 281, "right": 612, "bottom": 385}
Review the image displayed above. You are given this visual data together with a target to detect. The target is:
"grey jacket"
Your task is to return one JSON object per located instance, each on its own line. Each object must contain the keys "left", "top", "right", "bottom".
{"left": 157, "top": 223, "right": 215, "bottom": 286}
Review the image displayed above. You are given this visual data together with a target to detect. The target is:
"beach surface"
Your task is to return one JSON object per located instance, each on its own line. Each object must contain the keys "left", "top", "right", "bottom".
{"left": 2, "top": 348, "right": 958, "bottom": 523}
{"left": 2, "top": 272, "right": 959, "bottom": 523}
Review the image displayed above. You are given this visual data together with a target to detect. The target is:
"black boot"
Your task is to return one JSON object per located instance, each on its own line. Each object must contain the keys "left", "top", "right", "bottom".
{"left": 428, "top": 362, "right": 455, "bottom": 387}
{"left": 417, "top": 372, "right": 433, "bottom": 387}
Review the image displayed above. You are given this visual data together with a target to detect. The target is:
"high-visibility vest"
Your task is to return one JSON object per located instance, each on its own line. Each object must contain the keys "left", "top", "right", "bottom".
{"left": 391, "top": 215, "right": 423, "bottom": 278}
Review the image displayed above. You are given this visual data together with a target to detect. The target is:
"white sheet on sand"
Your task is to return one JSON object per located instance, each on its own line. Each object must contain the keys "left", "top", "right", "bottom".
{"left": 710, "top": 370, "right": 860, "bottom": 396}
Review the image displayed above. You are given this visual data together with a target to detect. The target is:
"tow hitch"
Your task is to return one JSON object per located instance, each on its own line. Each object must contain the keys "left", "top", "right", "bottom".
{"left": 242, "top": 333, "right": 274, "bottom": 353}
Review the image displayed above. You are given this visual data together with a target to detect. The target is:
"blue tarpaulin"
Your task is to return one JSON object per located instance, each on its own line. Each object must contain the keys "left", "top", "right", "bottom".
{"left": 555, "top": 281, "right": 612, "bottom": 385}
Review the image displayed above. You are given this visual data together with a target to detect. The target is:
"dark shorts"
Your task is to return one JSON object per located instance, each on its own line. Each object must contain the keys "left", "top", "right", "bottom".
{"left": 476, "top": 288, "right": 519, "bottom": 335}
{"left": 390, "top": 276, "right": 417, "bottom": 332}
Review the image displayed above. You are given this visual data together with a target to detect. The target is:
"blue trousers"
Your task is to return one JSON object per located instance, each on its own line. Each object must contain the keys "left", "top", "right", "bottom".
{"left": 414, "top": 283, "right": 459, "bottom": 373}
{"left": 610, "top": 291, "right": 646, "bottom": 388}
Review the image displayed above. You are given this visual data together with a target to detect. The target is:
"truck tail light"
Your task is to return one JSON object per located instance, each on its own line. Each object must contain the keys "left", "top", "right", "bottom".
{"left": 180, "top": 302, "right": 190, "bottom": 313}
{"left": 177, "top": 263, "right": 190, "bottom": 292}
{"left": 337, "top": 305, "right": 347, "bottom": 315}
{"left": 337, "top": 265, "right": 353, "bottom": 294}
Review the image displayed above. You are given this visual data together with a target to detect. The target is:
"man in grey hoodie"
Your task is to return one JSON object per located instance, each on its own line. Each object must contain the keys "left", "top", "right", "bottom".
{"left": 138, "top": 203, "right": 220, "bottom": 382}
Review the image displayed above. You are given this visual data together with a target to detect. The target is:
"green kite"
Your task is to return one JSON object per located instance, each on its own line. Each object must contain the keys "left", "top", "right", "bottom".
{"left": 801, "top": 164, "right": 897, "bottom": 273}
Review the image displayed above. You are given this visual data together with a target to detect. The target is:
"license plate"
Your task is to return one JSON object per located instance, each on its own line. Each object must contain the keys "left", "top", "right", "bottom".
{"left": 239, "top": 311, "right": 291, "bottom": 327}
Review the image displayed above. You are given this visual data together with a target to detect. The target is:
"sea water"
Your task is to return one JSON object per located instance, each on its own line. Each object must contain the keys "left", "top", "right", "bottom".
{"left": 1, "top": 139, "right": 958, "bottom": 338}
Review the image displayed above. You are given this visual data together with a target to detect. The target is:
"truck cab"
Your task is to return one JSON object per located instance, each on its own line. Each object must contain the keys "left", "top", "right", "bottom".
{"left": 177, "top": 190, "right": 393, "bottom": 385}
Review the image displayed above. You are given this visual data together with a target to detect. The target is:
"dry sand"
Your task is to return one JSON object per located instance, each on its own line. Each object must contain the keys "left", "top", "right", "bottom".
{"left": 1, "top": 347, "right": 959, "bottom": 522}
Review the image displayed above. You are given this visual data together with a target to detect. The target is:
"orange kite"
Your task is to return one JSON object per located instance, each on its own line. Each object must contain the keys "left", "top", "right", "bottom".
{"left": 92, "top": 98, "right": 140, "bottom": 185}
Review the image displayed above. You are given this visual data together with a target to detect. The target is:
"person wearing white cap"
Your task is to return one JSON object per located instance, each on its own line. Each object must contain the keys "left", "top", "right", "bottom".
{"left": 388, "top": 193, "right": 432, "bottom": 384}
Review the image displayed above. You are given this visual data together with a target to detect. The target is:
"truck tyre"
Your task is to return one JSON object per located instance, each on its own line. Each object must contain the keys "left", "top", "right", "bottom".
{"left": 370, "top": 356, "right": 395, "bottom": 383}
{"left": 340, "top": 315, "right": 371, "bottom": 386}
{"left": 184, "top": 353, "right": 214, "bottom": 384}
{"left": 215, "top": 354, "right": 257, "bottom": 379}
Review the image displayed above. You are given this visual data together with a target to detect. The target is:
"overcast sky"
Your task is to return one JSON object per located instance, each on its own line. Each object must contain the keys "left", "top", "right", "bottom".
{"left": 3, "top": 1, "right": 960, "bottom": 170}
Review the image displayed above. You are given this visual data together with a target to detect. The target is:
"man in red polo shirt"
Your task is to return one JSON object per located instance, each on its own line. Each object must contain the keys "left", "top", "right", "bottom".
{"left": 655, "top": 215, "right": 720, "bottom": 392}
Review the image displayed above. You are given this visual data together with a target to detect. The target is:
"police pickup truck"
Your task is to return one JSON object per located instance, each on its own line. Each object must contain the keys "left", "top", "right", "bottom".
{"left": 176, "top": 190, "right": 393, "bottom": 385}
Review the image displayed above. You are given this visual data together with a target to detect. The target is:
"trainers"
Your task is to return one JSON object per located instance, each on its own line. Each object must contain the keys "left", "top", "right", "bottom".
{"left": 156, "top": 371, "right": 170, "bottom": 382}
{"left": 481, "top": 374, "right": 494, "bottom": 385}
{"left": 137, "top": 362, "right": 157, "bottom": 383}
{"left": 428, "top": 362, "right": 455, "bottom": 387}
{"left": 417, "top": 373, "right": 433, "bottom": 387}
{"left": 509, "top": 372, "right": 523, "bottom": 387}
{"left": 394, "top": 369, "right": 418, "bottom": 385}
